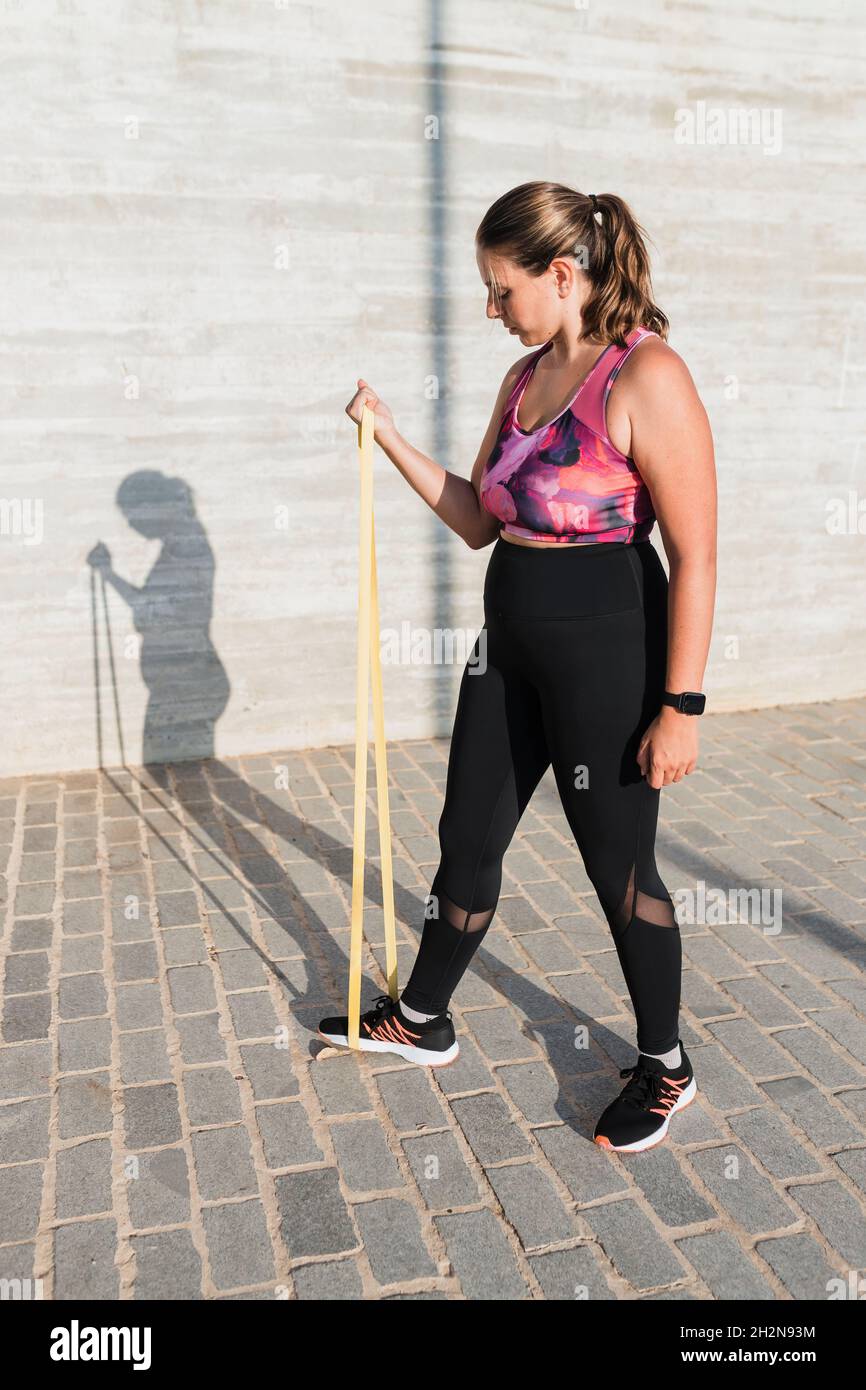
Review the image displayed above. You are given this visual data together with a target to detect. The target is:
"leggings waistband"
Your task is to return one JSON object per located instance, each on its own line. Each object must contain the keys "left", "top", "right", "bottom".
{"left": 483, "top": 537, "right": 663, "bottom": 621}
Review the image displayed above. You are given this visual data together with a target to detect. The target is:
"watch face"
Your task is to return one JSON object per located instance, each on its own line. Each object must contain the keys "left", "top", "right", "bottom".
{"left": 682, "top": 692, "right": 706, "bottom": 714}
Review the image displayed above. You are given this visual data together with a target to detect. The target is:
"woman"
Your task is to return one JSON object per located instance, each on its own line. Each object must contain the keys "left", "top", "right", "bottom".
{"left": 320, "top": 182, "right": 717, "bottom": 1153}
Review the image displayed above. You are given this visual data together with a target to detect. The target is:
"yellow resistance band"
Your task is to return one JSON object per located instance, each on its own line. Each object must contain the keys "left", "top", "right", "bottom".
{"left": 347, "top": 403, "right": 398, "bottom": 1049}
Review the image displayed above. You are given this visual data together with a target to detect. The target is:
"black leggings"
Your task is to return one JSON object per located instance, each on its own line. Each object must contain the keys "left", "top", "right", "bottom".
{"left": 401, "top": 535, "right": 681, "bottom": 1056}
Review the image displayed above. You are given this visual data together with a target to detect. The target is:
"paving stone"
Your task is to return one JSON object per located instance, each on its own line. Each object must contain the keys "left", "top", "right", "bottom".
{"left": 620, "top": 1147, "right": 716, "bottom": 1226}
{"left": 167, "top": 965, "right": 217, "bottom": 1015}
{"left": 687, "top": 1043, "right": 765, "bottom": 1110}
{"left": 720, "top": 975, "right": 804, "bottom": 1026}
{"left": 375, "top": 1068, "right": 447, "bottom": 1133}
{"left": 486, "top": 1163, "right": 578, "bottom": 1248}
{"left": 308, "top": 1053, "right": 370, "bottom": 1114}
{"left": 54, "top": 1219, "right": 119, "bottom": 1299}
{"left": 55, "top": 1023, "right": 111, "bottom": 1073}
{"left": 681, "top": 971, "right": 739, "bottom": 1020}
{"left": 449, "top": 1093, "right": 532, "bottom": 1165}
{"left": 682, "top": 934, "right": 753, "bottom": 979}
{"left": 116, "top": 982, "right": 164, "bottom": 1030}
{"left": 203, "top": 1200, "right": 275, "bottom": 1289}
{"left": 58, "top": 1071, "right": 113, "bottom": 1138}
{"left": 119, "top": 1029, "right": 171, "bottom": 1084}
{"left": 675, "top": 1231, "right": 776, "bottom": 1300}
{"left": 126, "top": 1147, "right": 191, "bottom": 1228}
{"left": 123, "top": 1083, "right": 182, "bottom": 1148}
{"left": 727, "top": 1106, "right": 824, "bottom": 1179}
{"left": 227, "top": 990, "right": 280, "bottom": 1040}
{"left": 56, "top": 1139, "right": 113, "bottom": 1218}
{"left": 402, "top": 1130, "right": 481, "bottom": 1209}
{"left": 4, "top": 952, "right": 50, "bottom": 993}
{"left": 0, "top": 1096, "right": 50, "bottom": 1162}
{"left": 275, "top": 1168, "right": 357, "bottom": 1258}
{"left": 833, "top": 1146, "right": 866, "bottom": 1197}
{"left": 132, "top": 1229, "right": 202, "bottom": 1300}
{"left": 755, "top": 1232, "right": 846, "bottom": 1300}
{"left": 330, "top": 1118, "right": 403, "bottom": 1193}
{"left": 255, "top": 1101, "right": 323, "bottom": 1167}
{"left": 581, "top": 1199, "right": 687, "bottom": 1290}
{"left": 497, "top": 1062, "right": 566, "bottom": 1125}
{"left": 176, "top": 1012, "right": 226, "bottom": 1064}
{"left": 529, "top": 1245, "right": 616, "bottom": 1299}
{"left": 113, "top": 941, "right": 158, "bottom": 983}
{"left": 705, "top": 1017, "right": 799, "bottom": 1077}
{"left": 192, "top": 1126, "right": 257, "bottom": 1199}
{"left": 11, "top": 919, "right": 53, "bottom": 951}
{"left": 60, "top": 936, "right": 104, "bottom": 974}
{"left": 807, "top": 1007, "right": 866, "bottom": 1067}
{"left": 16, "top": 883, "right": 56, "bottom": 916}
{"left": 518, "top": 930, "right": 581, "bottom": 972}
{"left": 549, "top": 971, "right": 624, "bottom": 1019}
{"left": 217, "top": 948, "right": 269, "bottom": 989}
{"left": 0, "top": 1041, "right": 51, "bottom": 1100}
{"left": 240, "top": 1042, "right": 300, "bottom": 1101}
{"left": 156, "top": 891, "right": 200, "bottom": 927}
{"left": 463, "top": 1007, "right": 537, "bottom": 1062}
{"left": 435, "top": 1209, "right": 529, "bottom": 1299}
{"left": 772, "top": 1026, "right": 862, "bottom": 1085}
{"left": 761, "top": 1075, "right": 862, "bottom": 1148}
{"left": 291, "top": 1260, "right": 365, "bottom": 1300}
{"left": 183, "top": 1067, "right": 242, "bottom": 1126}
{"left": 0, "top": 1160, "right": 43, "bottom": 1241}
{"left": 787, "top": 1180, "right": 866, "bottom": 1266}
{"left": 686, "top": 1146, "right": 798, "bottom": 1235}
{"left": 535, "top": 1124, "right": 629, "bottom": 1203}
{"left": 354, "top": 1198, "right": 436, "bottom": 1285}
{"left": 2, "top": 993, "right": 52, "bottom": 1042}
{"left": 0, "top": 1242, "right": 37, "bottom": 1284}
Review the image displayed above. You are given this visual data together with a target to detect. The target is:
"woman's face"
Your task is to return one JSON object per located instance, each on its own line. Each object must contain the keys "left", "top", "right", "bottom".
{"left": 476, "top": 246, "right": 587, "bottom": 346}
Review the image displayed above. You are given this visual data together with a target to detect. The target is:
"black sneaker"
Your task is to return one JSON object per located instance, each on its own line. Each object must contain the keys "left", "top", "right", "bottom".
{"left": 317, "top": 993, "right": 459, "bottom": 1067}
{"left": 593, "top": 1043, "right": 697, "bottom": 1152}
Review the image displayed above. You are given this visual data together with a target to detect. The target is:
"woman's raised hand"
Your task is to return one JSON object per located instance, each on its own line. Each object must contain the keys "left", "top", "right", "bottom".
{"left": 345, "top": 379, "right": 395, "bottom": 440}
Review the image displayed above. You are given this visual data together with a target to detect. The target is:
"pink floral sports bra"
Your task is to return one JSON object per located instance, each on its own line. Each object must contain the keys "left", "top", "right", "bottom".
{"left": 480, "top": 326, "right": 658, "bottom": 545}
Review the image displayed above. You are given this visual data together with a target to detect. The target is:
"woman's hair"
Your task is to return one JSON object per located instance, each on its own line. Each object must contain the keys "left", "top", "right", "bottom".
{"left": 475, "top": 180, "right": 668, "bottom": 346}
{"left": 116, "top": 471, "right": 195, "bottom": 516}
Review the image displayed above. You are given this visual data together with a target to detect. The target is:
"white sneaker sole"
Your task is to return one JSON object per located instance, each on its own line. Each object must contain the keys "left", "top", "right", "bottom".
{"left": 594, "top": 1076, "right": 697, "bottom": 1153}
{"left": 317, "top": 1028, "right": 460, "bottom": 1068}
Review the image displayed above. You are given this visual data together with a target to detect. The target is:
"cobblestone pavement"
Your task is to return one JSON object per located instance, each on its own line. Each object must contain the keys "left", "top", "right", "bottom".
{"left": 1, "top": 697, "right": 866, "bottom": 1300}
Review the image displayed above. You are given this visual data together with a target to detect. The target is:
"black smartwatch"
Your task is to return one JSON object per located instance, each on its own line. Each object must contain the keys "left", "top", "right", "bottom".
{"left": 661, "top": 690, "right": 706, "bottom": 715}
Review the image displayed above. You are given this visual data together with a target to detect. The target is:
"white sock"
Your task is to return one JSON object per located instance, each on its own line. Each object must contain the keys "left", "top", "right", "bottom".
{"left": 641, "top": 1042, "right": 682, "bottom": 1069}
{"left": 399, "top": 996, "right": 439, "bottom": 1023}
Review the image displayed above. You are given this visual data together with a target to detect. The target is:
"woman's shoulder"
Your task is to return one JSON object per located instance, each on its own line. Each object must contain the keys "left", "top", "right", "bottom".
{"left": 615, "top": 331, "right": 696, "bottom": 400}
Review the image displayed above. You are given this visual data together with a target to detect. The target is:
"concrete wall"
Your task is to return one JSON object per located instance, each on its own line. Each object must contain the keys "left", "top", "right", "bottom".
{"left": 2, "top": 0, "right": 864, "bottom": 778}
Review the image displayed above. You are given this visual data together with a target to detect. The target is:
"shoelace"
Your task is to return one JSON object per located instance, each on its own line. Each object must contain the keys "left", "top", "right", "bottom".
{"left": 367, "top": 993, "right": 395, "bottom": 1021}
{"left": 617, "top": 1059, "right": 669, "bottom": 1110}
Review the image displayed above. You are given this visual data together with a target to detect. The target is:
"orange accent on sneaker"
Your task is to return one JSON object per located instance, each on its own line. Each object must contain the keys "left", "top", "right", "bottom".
{"left": 594, "top": 1135, "right": 613, "bottom": 1149}
{"left": 391, "top": 1017, "right": 422, "bottom": 1043}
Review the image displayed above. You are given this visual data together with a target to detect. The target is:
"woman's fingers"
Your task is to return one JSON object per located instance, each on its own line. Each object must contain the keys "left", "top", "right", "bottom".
{"left": 345, "top": 379, "right": 379, "bottom": 422}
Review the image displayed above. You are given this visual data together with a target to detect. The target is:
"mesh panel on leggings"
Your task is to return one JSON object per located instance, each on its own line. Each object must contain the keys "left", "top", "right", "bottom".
{"left": 611, "top": 862, "right": 678, "bottom": 931}
{"left": 435, "top": 888, "right": 496, "bottom": 934}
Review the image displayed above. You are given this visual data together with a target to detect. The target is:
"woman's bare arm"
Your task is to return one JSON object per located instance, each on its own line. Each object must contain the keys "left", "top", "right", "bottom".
{"left": 618, "top": 339, "right": 717, "bottom": 785}
{"left": 356, "top": 359, "right": 530, "bottom": 550}
{"left": 627, "top": 340, "right": 717, "bottom": 694}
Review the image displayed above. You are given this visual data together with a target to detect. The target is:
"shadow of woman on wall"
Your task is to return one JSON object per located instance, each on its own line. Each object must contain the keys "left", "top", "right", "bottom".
{"left": 87, "top": 470, "right": 230, "bottom": 771}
